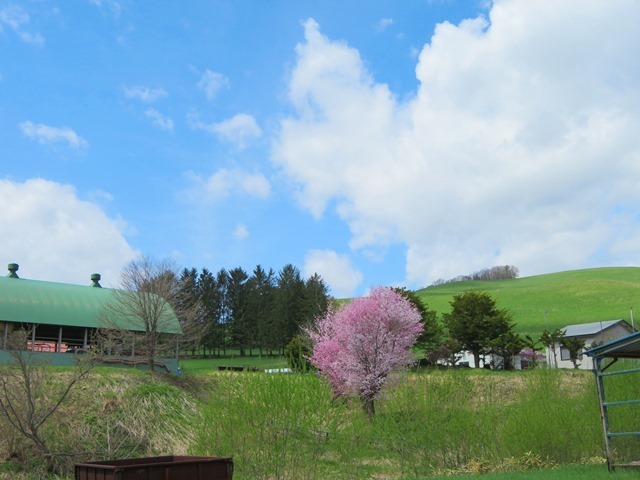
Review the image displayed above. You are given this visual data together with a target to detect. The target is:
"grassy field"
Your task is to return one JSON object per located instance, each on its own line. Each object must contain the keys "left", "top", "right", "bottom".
{"left": 415, "top": 267, "right": 640, "bottom": 337}
{"left": 3, "top": 359, "right": 640, "bottom": 479}
{"left": 420, "top": 464, "right": 637, "bottom": 479}
{"left": 180, "top": 354, "right": 288, "bottom": 373}
{"left": 191, "top": 368, "right": 615, "bottom": 479}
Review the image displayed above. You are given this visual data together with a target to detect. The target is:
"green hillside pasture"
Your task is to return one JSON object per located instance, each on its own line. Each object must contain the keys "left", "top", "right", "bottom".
{"left": 192, "top": 368, "right": 611, "bottom": 479}
{"left": 415, "top": 267, "right": 640, "bottom": 337}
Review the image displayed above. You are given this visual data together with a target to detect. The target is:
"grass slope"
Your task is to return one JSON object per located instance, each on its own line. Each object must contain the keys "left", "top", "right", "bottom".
{"left": 414, "top": 267, "right": 640, "bottom": 337}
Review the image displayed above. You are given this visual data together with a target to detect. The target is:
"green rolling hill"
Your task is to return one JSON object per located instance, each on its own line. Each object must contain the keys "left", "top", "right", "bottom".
{"left": 414, "top": 267, "right": 640, "bottom": 338}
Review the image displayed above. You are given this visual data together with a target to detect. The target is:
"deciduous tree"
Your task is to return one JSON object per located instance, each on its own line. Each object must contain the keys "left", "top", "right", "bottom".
{"left": 540, "top": 328, "right": 565, "bottom": 368}
{"left": 561, "top": 336, "right": 586, "bottom": 369}
{"left": 520, "top": 334, "right": 544, "bottom": 369}
{"left": 306, "top": 287, "right": 422, "bottom": 418}
{"left": 101, "top": 256, "right": 187, "bottom": 372}
{"left": 0, "top": 328, "right": 95, "bottom": 474}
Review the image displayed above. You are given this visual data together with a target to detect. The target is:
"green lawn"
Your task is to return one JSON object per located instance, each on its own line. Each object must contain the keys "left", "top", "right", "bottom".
{"left": 415, "top": 267, "right": 640, "bottom": 337}
{"left": 415, "top": 464, "right": 638, "bottom": 479}
{"left": 180, "top": 354, "right": 288, "bottom": 373}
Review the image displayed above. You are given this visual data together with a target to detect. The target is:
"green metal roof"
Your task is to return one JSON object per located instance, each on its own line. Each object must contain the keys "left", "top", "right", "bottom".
{"left": 0, "top": 276, "right": 181, "bottom": 334}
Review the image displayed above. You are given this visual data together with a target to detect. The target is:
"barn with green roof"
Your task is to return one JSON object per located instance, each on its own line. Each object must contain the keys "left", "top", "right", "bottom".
{"left": 0, "top": 263, "right": 181, "bottom": 372}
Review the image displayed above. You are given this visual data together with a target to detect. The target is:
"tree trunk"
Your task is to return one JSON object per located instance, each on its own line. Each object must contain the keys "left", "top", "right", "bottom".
{"left": 148, "top": 343, "right": 156, "bottom": 372}
{"left": 361, "top": 395, "right": 375, "bottom": 419}
{"left": 473, "top": 350, "right": 481, "bottom": 369}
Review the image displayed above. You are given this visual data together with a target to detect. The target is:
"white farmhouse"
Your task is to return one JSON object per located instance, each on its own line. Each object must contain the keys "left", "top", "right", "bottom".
{"left": 547, "top": 319, "right": 635, "bottom": 370}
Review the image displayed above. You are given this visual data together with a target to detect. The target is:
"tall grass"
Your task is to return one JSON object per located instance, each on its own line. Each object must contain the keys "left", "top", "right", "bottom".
{"left": 192, "top": 369, "right": 609, "bottom": 479}
{"left": 192, "top": 373, "right": 346, "bottom": 479}
{"left": 4, "top": 367, "right": 635, "bottom": 479}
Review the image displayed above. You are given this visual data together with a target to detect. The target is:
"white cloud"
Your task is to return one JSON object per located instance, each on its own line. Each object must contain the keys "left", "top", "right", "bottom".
{"left": 234, "top": 223, "right": 249, "bottom": 240}
{"left": 90, "top": 0, "right": 122, "bottom": 17}
{"left": 0, "top": 5, "right": 44, "bottom": 45}
{"left": 0, "top": 178, "right": 137, "bottom": 286}
{"left": 375, "top": 18, "right": 394, "bottom": 32}
{"left": 303, "top": 249, "right": 363, "bottom": 298}
{"left": 144, "top": 108, "right": 174, "bottom": 131}
{"left": 273, "top": 5, "right": 640, "bottom": 288}
{"left": 192, "top": 113, "right": 262, "bottom": 149}
{"left": 185, "top": 168, "right": 271, "bottom": 203}
{"left": 20, "top": 121, "right": 88, "bottom": 149}
{"left": 197, "top": 69, "right": 230, "bottom": 101}
{"left": 122, "top": 85, "right": 167, "bottom": 103}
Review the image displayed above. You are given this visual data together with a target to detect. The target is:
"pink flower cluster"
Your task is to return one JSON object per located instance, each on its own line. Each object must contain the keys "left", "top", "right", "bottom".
{"left": 306, "top": 287, "right": 423, "bottom": 401}
{"left": 520, "top": 347, "right": 545, "bottom": 361}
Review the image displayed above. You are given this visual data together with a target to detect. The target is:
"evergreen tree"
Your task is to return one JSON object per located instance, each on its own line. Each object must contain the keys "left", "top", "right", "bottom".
{"left": 443, "top": 291, "right": 513, "bottom": 368}
{"left": 394, "top": 288, "right": 442, "bottom": 359}
{"left": 246, "top": 265, "right": 276, "bottom": 355}
{"left": 304, "top": 273, "right": 332, "bottom": 324}
{"left": 197, "top": 268, "right": 222, "bottom": 355}
{"left": 488, "top": 330, "right": 524, "bottom": 370}
{"left": 226, "top": 267, "right": 249, "bottom": 355}
{"left": 214, "top": 268, "right": 231, "bottom": 355}
{"left": 274, "top": 264, "right": 307, "bottom": 352}
{"left": 177, "top": 267, "right": 204, "bottom": 355}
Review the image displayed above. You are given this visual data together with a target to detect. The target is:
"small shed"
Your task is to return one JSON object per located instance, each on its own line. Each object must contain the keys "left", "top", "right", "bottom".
{"left": 584, "top": 331, "right": 640, "bottom": 470}
{"left": 548, "top": 319, "right": 634, "bottom": 369}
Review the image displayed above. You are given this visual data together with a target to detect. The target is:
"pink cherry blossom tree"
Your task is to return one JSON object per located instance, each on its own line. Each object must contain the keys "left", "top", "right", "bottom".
{"left": 306, "top": 287, "right": 423, "bottom": 418}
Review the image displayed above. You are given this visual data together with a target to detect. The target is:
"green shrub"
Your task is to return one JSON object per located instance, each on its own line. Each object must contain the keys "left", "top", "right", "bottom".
{"left": 284, "top": 334, "right": 313, "bottom": 373}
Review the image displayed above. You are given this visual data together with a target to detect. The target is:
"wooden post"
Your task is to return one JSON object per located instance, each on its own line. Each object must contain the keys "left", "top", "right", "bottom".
{"left": 83, "top": 328, "right": 88, "bottom": 350}
{"left": 31, "top": 326, "right": 36, "bottom": 351}
{"left": 57, "top": 327, "right": 63, "bottom": 353}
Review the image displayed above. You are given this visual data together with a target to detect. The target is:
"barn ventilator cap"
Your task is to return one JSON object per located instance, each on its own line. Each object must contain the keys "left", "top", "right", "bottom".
{"left": 90, "top": 273, "right": 102, "bottom": 288}
{"left": 7, "top": 263, "right": 19, "bottom": 278}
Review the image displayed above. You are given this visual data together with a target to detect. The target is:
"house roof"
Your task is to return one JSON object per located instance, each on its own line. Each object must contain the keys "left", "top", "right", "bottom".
{"left": 584, "top": 331, "right": 640, "bottom": 359}
{"left": 562, "top": 319, "right": 631, "bottom": 338}
{"left": 0, "top": 274, "right": 181, "bottom": 334}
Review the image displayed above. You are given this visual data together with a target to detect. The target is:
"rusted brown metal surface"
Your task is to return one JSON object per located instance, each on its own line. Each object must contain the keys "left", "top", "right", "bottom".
{"left": 75, "top": 455, "right": 233, "bottom": 480}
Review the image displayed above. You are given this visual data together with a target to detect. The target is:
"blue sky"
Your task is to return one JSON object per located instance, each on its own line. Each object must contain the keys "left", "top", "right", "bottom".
{"left": 2, "top": 0, "right": 640, "bottom": 297}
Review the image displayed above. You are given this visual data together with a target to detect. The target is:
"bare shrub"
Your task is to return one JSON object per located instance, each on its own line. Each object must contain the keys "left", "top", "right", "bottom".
{"left": 0, "top": 328, "right": 95, "bottom": 475}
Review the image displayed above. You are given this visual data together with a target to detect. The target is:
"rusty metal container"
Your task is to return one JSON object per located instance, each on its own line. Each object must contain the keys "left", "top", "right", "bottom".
{"left": 75, "top": 455, "right": 233, "bottom": 480}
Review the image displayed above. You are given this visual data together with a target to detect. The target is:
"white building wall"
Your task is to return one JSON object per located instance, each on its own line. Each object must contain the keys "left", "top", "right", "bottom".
{"left": 546, "top": 324, "right": 634, "bottom": 370}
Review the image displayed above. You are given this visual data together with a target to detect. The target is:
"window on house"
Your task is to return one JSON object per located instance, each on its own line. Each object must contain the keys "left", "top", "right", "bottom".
{"left": 560, "top": 346, "right": 583, "bottom": 361}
